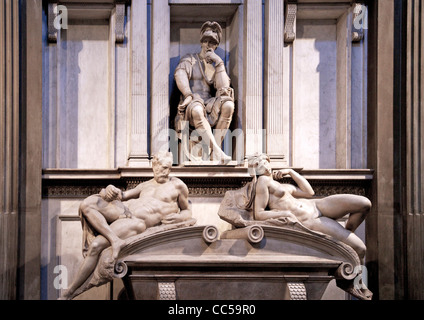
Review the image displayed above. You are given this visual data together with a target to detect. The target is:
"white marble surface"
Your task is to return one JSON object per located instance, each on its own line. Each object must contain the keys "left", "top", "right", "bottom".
{"left": 57, "top": 23, "right": 111, "bottom": 168}
{"left": 293, "top": 19, "right": 337, "bottom": 169}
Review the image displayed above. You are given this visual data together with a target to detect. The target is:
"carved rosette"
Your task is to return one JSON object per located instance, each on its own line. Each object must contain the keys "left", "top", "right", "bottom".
{"left": 202, "top": 225, "right": 219, "bottom": 244}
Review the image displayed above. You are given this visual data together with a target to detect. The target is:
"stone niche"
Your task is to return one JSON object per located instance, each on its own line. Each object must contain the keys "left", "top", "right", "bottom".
{"left": 41, "top": 0, "right": 371, "bottom": 300}
{"left": 289, "top": 1, "right": 368, "bottom": 170}
{"left": 169, "top": 3, "right": 243, "bottom": 159}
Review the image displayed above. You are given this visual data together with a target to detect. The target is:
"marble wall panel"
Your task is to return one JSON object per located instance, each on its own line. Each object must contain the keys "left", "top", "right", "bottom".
{"left": 351, "top": 33, "right": 368, "bottom": 169}
{"left": 293, "top": 20, "right": 337, "bottom": 169}
{"left": 51, "top": 22, "right": 112, "bottom": 168}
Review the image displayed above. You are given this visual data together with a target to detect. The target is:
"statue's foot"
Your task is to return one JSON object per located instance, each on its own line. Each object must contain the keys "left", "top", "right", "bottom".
{"left": 111, "top": 238, "right": 126, "bottom": 261}
{"left": 210, "top": 151, "right": 231, "bottom": 164}
{"left": 57, "top": 289, "right": 72, "bottom": 300}
{"left": 336, "top": 278, "right": 373, "bottom": 300}
{"left": 220, "top": 153, "right": 232, "bottom": 164}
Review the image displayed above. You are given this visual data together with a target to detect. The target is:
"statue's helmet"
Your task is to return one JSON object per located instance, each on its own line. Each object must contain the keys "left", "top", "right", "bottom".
{"left": 200, "top": 21, "right": 222, "bottom": 45}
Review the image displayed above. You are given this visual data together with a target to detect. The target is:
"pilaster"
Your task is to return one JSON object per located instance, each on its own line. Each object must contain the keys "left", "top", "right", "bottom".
{"left": 243, "top": 0, "right": 263, "bottom": 156}
{"left": 367, "top": 0, "right": 395, "bottom": 300}
{"left": 151, "top": 0, "right": 170, "bottom": 156}
{"left": 404, "top": 0, "right": 424, "bottom": 300}
{"left": 128, "top": 0, "right": 149, "bottom": 166}
{"left": 0, "top": 0, "right": 20, "bottom": 300}
{"left": 264, "top": 0, "right": 287, "bottom": 166}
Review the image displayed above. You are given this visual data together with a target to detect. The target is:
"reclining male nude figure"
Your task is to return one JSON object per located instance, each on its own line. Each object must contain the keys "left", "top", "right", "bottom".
{"left": 248, "top": 153, "right": 371, "bottom": 264}
{"left": 77, "top": 188, "right": 132, "bottom": 262}
{"left": 60, "top": 151, "right": 192, "bottom": 300}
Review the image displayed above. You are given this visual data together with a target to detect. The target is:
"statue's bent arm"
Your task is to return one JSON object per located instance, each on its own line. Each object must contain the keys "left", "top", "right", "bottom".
{"left": 176, "top": 181, "right": 192, "bottom": 221}
{"left": 121, "top": 185, "right": 142, "bottom": 201}
{"left": 274, "top": 169, "right": 315, "bottom": 199}
{"left": 175, "top": 68, "right": 192, "bottom": 99}
{"left": 213, "top": 62, "right": 230, "bottom": 89}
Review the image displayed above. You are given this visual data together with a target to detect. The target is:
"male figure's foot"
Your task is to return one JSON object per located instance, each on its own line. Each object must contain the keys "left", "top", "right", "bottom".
{"left": 111, "top": 238, "right": 126, "bottom": 261}
{"left": 210, "top": 150, "right": 231, "bottom": 164}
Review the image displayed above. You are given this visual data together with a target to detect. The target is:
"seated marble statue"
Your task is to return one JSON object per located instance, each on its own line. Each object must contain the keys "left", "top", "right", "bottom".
{"left": 60, "top": 151, "right": 193, "bottom": 300}
{"left": 174, "top": 21, "right": 234, "bottom": 163}
{"left": 220, "top": 153, "right": 371, "bottom": 264}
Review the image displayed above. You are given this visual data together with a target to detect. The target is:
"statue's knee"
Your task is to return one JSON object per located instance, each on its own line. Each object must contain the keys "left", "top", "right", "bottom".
{"left": 359, "top": 197, "right": 372, "bottom": 213}
{"left": 221, "top": 101, "right": 234, "bottom": 117}
{"left": 190, "top": 105, "right": 205, "bottom": 121}
{"left": 88, "top": 239, "right": 106, "bottom": 256}
{"left": 364, "top": 198, "right": 372, "bottom": 211}
{"left": 79, "top": 201, "right": 89, "bottom": 214}
{"left": 355, "top": 242, "right": 367, "bottom": 259}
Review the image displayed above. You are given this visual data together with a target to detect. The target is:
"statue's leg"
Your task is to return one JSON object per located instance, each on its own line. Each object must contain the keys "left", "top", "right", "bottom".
{"left": 315, "top": 194, "right": 371, "bottom": 232}
{"left": 81, "top": 206, "right": 126, "bottom": 260}
{"left": 60, "top": 235, "right": 110, "bottom": 299}
{"left": 60, "top": 218, "right": 146, "bottom": 300}
{"left": 110, "top": 217, "right": 147, "bottom": 239}
{"left": 129, "top": 209, "right": 162, "bottom": 229}
{"left": 191, "top": 104, "right": 231, "bottom": 162}
{"left": 213, "top": 100, "right": 234, "bottom": 145}
{"left": 303, "top": 216, "right": 366, "bottom": 264}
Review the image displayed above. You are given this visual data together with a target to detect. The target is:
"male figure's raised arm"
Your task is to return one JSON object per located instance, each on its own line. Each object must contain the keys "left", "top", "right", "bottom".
{"left": 120, "top": 185, "right": 142, "bottom": 201}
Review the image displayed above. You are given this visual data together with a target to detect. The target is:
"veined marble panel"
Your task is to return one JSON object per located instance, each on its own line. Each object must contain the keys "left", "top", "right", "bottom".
{"left": 293, "top": 20, "right": 337, "bottom": 169}
{"left": 57, "top": 22, "right": 112, "bottom": 168}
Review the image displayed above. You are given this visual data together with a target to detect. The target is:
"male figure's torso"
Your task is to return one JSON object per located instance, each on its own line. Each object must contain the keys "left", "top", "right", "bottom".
{"left": 129, "top": 177, "right": 182, "bottom": 226}
{"left": 188, "top": 54, "right": 214, "bottom": 101}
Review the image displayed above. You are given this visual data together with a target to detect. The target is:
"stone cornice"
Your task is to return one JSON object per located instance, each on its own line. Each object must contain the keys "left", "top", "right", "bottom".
{"left": 42, "top": 167, "right": 373, "bottom": 198}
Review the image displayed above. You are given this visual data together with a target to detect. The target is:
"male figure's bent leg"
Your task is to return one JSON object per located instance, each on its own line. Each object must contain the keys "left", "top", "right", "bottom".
{"left": 191, "top": 103, "right": 231, "bottom": 162}
{"left": 61, "top": 218, "right": 146, "bottom": 299}
{"left": 213, "top": 100, "right": 234, "bottom": 145}
{"left": 60, "top": 235, "right": 110, "bottom": 299}
{"left": 81, "top": 205, "right": 126, "bottom": 260}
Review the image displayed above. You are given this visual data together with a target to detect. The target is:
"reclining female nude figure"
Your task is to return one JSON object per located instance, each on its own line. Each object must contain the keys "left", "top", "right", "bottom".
{"left": 248, "top": 153, "right": 371, "bottom": 264}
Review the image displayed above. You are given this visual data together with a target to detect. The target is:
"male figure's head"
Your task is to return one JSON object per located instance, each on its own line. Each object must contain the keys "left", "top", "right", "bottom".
{"left": 152, "top": 151, "right": 173, "bottom": 184}
{"left": 247, "top": 153, "right": 272, "bottom": 177}
{"left": 199, "top": 21, "right": 222, "bottom": 55}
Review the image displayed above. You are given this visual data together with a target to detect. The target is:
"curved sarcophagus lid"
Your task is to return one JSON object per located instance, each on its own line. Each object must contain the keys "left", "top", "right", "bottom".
{"left": 76, "top": 221, "right": 371, "bottom": 300}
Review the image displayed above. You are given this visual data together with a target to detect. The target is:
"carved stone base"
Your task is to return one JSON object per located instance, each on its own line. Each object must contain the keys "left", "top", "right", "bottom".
{"left": 115, "top": 225, "right": 370, "bottom": 300}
